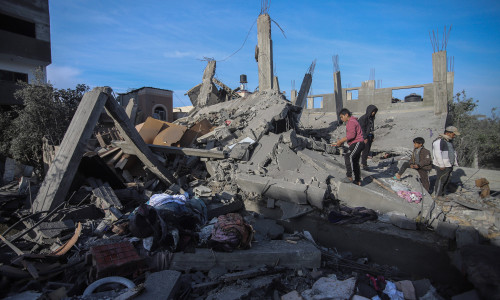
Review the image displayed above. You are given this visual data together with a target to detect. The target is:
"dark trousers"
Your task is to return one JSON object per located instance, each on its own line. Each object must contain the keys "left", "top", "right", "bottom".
{"left": 344, "top": 142, "right": 365, "bottom": 182}
{"left": 434, "top": 166, "right": 453, "bottom": 196}
{"left": 398, "top": 162, "right": 430, "bottom": 192}
{"left": 361, "top": 137, "right": 372, "bottom": 166}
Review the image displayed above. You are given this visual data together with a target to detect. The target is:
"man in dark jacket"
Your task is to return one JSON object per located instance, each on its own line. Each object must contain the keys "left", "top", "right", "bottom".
{"left": 393, "top": 137, "right": 432, "bottom": 192}
{"left": 358, "top": 105, "right": 378, "bottom": 170}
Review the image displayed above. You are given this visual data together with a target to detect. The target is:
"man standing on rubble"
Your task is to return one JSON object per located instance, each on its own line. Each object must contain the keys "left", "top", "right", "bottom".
{"left": 336, "top": 108, "right": 365, "bottom": 186}
{"left": 432, "top": 126, "right": 460, "bottom": 199}
{"left": 358, "top": 105, "right": 378, "bottom": 170}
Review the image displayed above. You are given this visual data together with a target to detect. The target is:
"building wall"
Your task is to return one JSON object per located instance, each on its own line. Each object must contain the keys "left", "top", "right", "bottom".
{"left": 307, "top": 82, "right": 435, "bottom": 114}
{"left": 118, "top": 87, "right": 173, "bottom": 124}
{"left": 304, "top": 51, "right": 452, "bottom": 114}
{"left": 0, "top": 0, "right": 51, "bottom": 105}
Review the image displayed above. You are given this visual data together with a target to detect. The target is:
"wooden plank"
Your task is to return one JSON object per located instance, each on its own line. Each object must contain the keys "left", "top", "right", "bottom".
{"left": 32, "top": 87, "right": 110, "bottom": 213}
{"left": 104, "top": 94, "right": 176, "bottom": 185}
{"left": 112, "top": 141, "right": 225, "bottom": 159}
{"left": 149, "top": 144, "right": 226, "bottom": 159}
{"left": 0, "top": 234, "right": 23, "bottom": 255}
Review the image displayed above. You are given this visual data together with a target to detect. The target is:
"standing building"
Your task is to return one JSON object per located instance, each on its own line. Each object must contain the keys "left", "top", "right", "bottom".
{"left": 117, "top": 87, "right": 174, "bottom": 124}
{"left": 0, "top": 0, "right": 51, "bottom": 105}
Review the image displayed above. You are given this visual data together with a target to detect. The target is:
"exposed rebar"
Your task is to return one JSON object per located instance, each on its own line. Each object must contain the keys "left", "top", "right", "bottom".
{"left": 332, "top": 54, "right": 340, "bottom": 73}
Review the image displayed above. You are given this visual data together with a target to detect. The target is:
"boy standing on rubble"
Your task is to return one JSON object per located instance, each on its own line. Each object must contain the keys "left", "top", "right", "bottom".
{"left": 336, "top": 108, "right": 365, "bottom": 186}
{"left": 432, "top": 126, "right": 460, "bottom": 199}
{"left": 358, "top": 105, "right": 378, "bottom": 170}
{"left": 393, "top": 137, "right": 432, "bottom": 192}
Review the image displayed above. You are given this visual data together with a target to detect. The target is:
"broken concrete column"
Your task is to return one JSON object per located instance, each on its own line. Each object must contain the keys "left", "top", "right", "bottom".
{"left": 447, "top": 71, "right": 454, "bottom": 105}
{"left": 290, "top": 89, "right": 297, "bottom": 103}
{"left": 196, "top": 60, "right": 217, "bottom": 107}
{"left": 273, "top": 76, "right": 280, "bottom": 92}
{"left": 32, "top": 87, "right": 110, "bottom": 213}
{"left": 125, "top": 97, "right": 138, "bottom": 123}
{"left": 432, "top": 51, "right": 447, "bottom": 115}
{"left": 257, "top": 14, "right": 273, "bottom": 91}
{"left": 295, "top": 73, "right": 312, "bottom": 108}
{"left": 333, "top": 71, "right": 343, "bottom": 123}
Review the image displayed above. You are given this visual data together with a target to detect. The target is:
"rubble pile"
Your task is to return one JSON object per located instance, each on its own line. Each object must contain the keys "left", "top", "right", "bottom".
{"left": 0, "top": 83, "right": 499, "bottom": 299}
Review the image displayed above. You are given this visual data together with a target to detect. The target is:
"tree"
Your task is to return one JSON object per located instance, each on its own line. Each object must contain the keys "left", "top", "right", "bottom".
{"left": 448, "top": 90, "right": 500, "bottom": 169}
{"left": 2, "top": 69, "right": 89, "bottom": 177}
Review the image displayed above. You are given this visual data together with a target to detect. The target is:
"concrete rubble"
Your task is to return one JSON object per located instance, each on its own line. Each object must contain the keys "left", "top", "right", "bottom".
{"left": 1, "top": 11, "right": 500, "bottom": 300}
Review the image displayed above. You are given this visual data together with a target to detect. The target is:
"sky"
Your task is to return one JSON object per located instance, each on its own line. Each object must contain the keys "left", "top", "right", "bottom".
{"left": 46, "top": 0, "right": 500, "bottom": 116}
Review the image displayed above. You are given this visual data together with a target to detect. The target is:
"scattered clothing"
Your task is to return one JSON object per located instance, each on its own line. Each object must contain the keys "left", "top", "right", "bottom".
{"left": 397, "top": 190, "right": 422, "bottom": 203}
{"left": 129, "top": 193, "right": 207, "bottom": 252}
{"left": 209, "top": 213, "right": 254, "bottom": 252}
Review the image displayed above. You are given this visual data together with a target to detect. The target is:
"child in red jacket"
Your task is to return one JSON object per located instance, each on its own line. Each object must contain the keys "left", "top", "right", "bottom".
{"left": 336, "top": 108, "right": 365, "bottom": 186}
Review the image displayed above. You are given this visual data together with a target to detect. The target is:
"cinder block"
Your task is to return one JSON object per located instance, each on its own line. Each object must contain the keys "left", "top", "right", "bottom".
{"left": 389, "top": 214, "right": 417, "bottom": 230}
{"left": 136, "top": 270, "right": 182, "bottom": 300}
{"left": 91, "top": 242, "right": 146, "bottom": 278}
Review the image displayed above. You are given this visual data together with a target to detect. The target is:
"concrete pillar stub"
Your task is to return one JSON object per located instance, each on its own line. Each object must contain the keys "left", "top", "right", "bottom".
{"left": 257, "top": 14, "right": 273, "bottom": 91}
{"left": 433, "top": 51, "right": 448, "bottom": 115}
{"left": 447, "top": 71, "right": 454, "bottom": 103}
{"left": 290, "top": 89, "right": 297, "bottom": 103}
{"left": 273, "top": 76, "right": 280, "bottom": 93}
{"left": 334, "top": 71, "right": 343, "bottom": 122}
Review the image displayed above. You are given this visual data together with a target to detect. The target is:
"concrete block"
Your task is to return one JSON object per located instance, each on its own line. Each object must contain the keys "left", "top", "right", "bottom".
{"left": 169, "top": 240, "right": 320, "bottom": 271}
{"left": 282, "top": 130, "right": 300, "bottom": 149}
{"left": 236, "top": 174, "right": 307, "bottom": 205}
{"left": 436, "top": 221, "right": 459, "bottom": 239}
{"left": 389, "top": 214, "right": 417, "bottom": 230}
{"left": 205, "top": 161, "right": 219, "bottom": 178}
{"left": 277, "top": 200, "right": 314, "bottom": 220}
{"left": 281, "top": 290, "right": 302, "bottom": 300}
{"left": 236, "top": 174, "right": 325, "bottom": 209}
{"left": 249, "top": 133, "right": 282, "bottom": 168}
{"left": 229, "top": 143, "right": 250, "bottom": 161}
{"left": 275, "top": 144, "right": 301, "bottom": 171}
{"left": 302, "top": 275, "right": 356, "bottom": 300}
{"left": 337, "top": 181, "right": 420, "bottom": 218}
{"left": 194, "top": 185, "right": 212, "bottom": 197}
{"left": 91, "top": 242, "right": 146, "bottom": 278}
{"left": 412, "top": 279, "right": 432, "bottom": 299}
{"left": 456, "top": 226, "right": 479, "bottom": 248}
{"left": 135, "top": 270, "right": 182, "bottom": 300}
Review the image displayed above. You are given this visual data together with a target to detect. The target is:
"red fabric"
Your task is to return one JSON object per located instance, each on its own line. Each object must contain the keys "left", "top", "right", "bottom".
{"left": 346, "top": 116, "right": 364, "bottom": 145}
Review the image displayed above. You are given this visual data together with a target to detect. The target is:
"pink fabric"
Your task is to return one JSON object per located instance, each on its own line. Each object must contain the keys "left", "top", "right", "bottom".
{"left": 397, "top": 191, "right": 422, "bottom": 203}
{"left": 346, "top": 116, "right": 364, "bottom": 145}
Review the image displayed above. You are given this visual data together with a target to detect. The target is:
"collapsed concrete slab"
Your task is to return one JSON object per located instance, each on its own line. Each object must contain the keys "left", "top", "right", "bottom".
{"left": 168, "top": 240, "right": 320, "bottom": 271}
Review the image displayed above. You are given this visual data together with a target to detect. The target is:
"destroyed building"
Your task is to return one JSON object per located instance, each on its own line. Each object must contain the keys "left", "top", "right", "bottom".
{"left": 0, "top": 0, "right": 51, "bottom": 105}
{"left": 1, "top": 4, "right": 500, "bottom": 300}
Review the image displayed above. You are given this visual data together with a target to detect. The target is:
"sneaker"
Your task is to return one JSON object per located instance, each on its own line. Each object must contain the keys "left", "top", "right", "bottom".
{"left": 341, "top": 177, "right": 353, "bottom": 183}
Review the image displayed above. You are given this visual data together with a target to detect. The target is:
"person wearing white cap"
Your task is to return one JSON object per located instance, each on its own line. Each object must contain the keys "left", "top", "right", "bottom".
{"left": 432, "top": 126, "right": 460, "bottom": 199}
